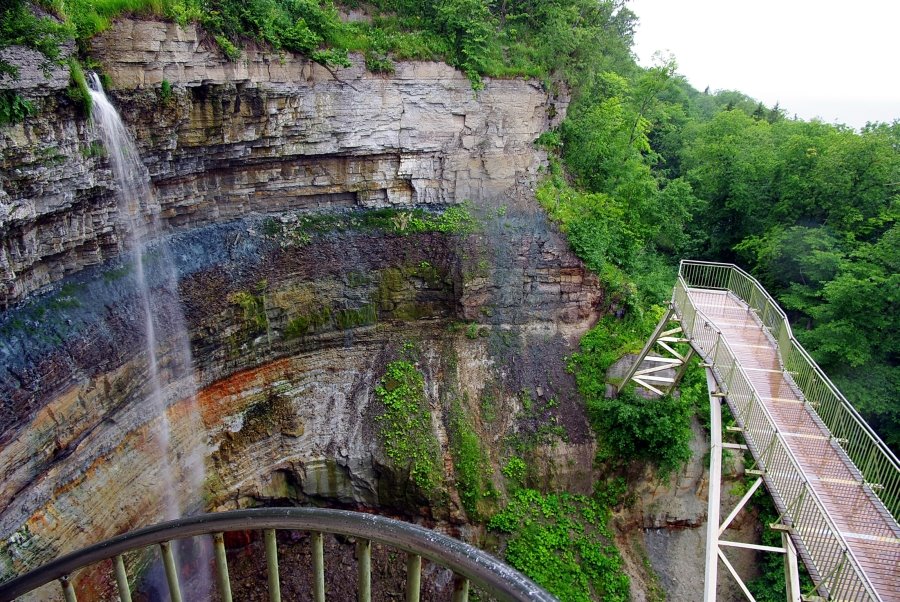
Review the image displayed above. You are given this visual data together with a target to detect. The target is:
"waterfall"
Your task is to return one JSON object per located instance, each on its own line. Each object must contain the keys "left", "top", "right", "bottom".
{"left": 87, "top": 74, "right": 211, "bottom": 597}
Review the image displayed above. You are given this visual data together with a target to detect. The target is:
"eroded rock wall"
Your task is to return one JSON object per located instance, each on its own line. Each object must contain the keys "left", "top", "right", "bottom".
{"left": 0, "top": 18, "right": 598, "bottom": 597}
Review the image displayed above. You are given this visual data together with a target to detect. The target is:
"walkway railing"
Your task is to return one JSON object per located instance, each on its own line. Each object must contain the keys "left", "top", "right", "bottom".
{"left": 0, "top": 508, "right": 556, "bottom": 602}
{"left": 679, "top": 260, "right": 900, "bottom": 520}
{"left": 673, "top": 273, "right": 880, "bottom": 600}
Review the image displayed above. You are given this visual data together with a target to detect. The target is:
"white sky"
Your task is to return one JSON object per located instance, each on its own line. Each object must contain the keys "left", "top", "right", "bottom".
{"left": 628, "top": 0, "right": 900, "bottom": 129}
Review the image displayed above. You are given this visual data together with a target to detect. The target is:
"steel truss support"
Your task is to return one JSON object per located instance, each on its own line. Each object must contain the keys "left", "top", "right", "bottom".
{"left": 702, "top": 368, "right": 801, "bottom": 602}
{"left": 618, "top": 305, "right": 694, "bottom": 396}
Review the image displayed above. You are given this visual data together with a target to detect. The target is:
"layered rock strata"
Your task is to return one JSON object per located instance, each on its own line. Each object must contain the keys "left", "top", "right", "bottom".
{"left": 0, "top": 18, "right": 597, "bottom": 598}
{"left": 1, "top": 18, "right": 565, "bottom": 307}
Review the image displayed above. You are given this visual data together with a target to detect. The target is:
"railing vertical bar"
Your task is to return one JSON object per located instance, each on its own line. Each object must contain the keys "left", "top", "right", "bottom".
{"left": 312, "top": 532, "right": 325, "bottom": 602}
{"left": 264, "top": 529, "right": 281, "bottom": 602}
{"left": 60, "top": 575, "right": 77, "bottom": 602}
{"left": 405, "top": 553, "right": 421, "bottom": 602}
{"left": 357, "top": 539, "right": 371, "bottom": 602}
{"left": 452, "top": 574, "right": 470, "bottom": 602}
{"left": 160, "top": 541, "right": 183, "bottom": 602}
{"left": 213, "top": 532, "right": 233, "bottom": 602}
{"left": 113, "top": 555, "right": 132, "bottom": 602}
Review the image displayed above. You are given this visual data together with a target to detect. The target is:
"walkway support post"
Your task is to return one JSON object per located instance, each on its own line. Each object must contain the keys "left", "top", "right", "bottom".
{"left": 704, "top": 368, "right": 722, "bottom": 602}
{"left": 783, "top": 533, "right": 801, "bottom": 602}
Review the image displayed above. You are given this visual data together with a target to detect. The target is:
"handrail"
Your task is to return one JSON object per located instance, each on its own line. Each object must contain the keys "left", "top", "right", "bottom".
{"left": 679, "top": 260, "right": 900, "bottom": 520}
{"left": 0, "top": 508, "right": 557, "bottom": 602}
{"left": 673, "top": 277, "right": 882, "bottom": 601}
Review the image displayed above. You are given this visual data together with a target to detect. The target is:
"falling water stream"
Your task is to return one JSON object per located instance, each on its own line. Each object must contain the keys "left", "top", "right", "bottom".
{"left": 87, "top": 74, "right": 211, "bottom": 598}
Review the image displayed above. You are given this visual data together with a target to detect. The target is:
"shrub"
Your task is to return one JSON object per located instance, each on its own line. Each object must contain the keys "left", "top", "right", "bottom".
{"left": 488, "top": 489, "right": 630, "bottom": 601}
{"left": 570, "top": 311, "right": 701, "bottom": 476}
{"left": 587, "top": 385, "right": 693, "bottom": 476}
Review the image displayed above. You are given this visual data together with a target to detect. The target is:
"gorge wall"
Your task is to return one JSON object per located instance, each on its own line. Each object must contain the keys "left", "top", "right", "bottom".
{"left": 0, "top": 17, "right": 604, "bottom": 599}
{"left": 0, "top": 17, "right": 752, "bottom": 601}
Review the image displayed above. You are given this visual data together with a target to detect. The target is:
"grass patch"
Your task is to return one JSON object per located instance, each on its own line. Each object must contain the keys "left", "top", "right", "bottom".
{"left": 334, "top": 303, "right": 376, "bottom": 329}
{"left": 262, "top": 205, "right": 478, "bottom": 246}
{"left": 283, "top": 307, "right": 331, "bottom": 339}
{"left": 66, "top": 58, "right": 92, "bottom": 116}
{"left": 228, "top": 285, "right": 268, "bottom": 331}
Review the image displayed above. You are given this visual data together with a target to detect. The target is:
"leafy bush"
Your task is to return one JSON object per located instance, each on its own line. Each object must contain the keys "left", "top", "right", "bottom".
{"left": 488, "top": 488, "right": 630, "bottom": 601}
{"left": 159, "top": 78, "right": 172, "bottom": 100}
{"left": 587, "top": 384, "right": 693, "bottom": 476}
{"left": 569, "top": 311, "right": 701, "bottom": 476}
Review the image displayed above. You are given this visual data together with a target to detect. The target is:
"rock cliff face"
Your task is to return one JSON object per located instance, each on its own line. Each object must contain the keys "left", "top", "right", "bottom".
{"left": 1, "top": 19, "right": 565, "bottom": 307}
{"left": 0, "top": 18, "right": 599, "bottom": 597}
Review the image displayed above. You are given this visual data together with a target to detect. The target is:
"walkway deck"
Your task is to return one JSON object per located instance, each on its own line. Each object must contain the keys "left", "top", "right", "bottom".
{"left": 687, "top": 288, "right": 900, "bottom": 601}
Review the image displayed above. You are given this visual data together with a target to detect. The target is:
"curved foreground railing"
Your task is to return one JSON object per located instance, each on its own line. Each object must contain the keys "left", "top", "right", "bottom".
{"left": 673, "top": 272, "right": 885, "bottom": 601}
{"left": 680, "top": 260, "right": 900, "bottom": 520}
{"left": 0, "top": 508, "right": 556, "bottom": 602}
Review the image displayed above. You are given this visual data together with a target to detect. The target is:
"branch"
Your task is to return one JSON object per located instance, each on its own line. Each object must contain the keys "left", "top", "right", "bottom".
{"left": 319, "top": 62, "right": 360, "bottom": 92}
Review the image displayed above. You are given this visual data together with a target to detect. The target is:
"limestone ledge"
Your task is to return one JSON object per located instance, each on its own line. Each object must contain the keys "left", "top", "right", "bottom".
{"left": 0, "top": 18, "right": 566, "bottom": 307}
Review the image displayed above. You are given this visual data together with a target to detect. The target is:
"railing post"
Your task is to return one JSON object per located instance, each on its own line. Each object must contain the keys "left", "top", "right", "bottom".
{"left": 312, "top": 532, "right": 325, "bottom": 602}
{"left": 406, "top": 553, "right": 422, "bottom": 602}
{"left": 264, "top": 529, "right": 281, "bottom": 602}
{"left": 452, "top": 574, "right": 470, "bottom": 602}
{"left": 160, "top": 541, "right": 182, "bottom": 602}
{"left": 60, "top": 575, "right": 77, "bottom": 602}
{"left": 113, "top": 555, "right": 132, "bottom": 602}
{"left": 213, "top": 533, "right": 233, "bottom": 602}
{"left": 357, "top": 539, "right": 371, "bottom": 602}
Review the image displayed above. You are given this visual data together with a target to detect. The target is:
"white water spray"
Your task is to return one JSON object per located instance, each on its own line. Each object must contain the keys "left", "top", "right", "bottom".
{"left": 87, "top": 73, "right": 177, "bottom": 516}
{"left": 87, "top": 74, "right": 211, "bottom": 595}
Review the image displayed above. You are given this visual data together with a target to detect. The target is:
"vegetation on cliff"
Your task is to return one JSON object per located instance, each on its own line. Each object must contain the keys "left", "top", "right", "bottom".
{"left": 374, "top": 348, "right": 442, "bottom": 493}
{"left": 1, "top": 0, "right": 634, "bottom": 87}
{"left": 488, "top": 488, "right": 630, "bottom": 601}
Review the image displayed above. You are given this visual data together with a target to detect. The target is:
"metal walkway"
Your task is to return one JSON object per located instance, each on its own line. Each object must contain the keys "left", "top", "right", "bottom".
{"left": 632, "top": 261, "right": 900, "bottom": 601}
